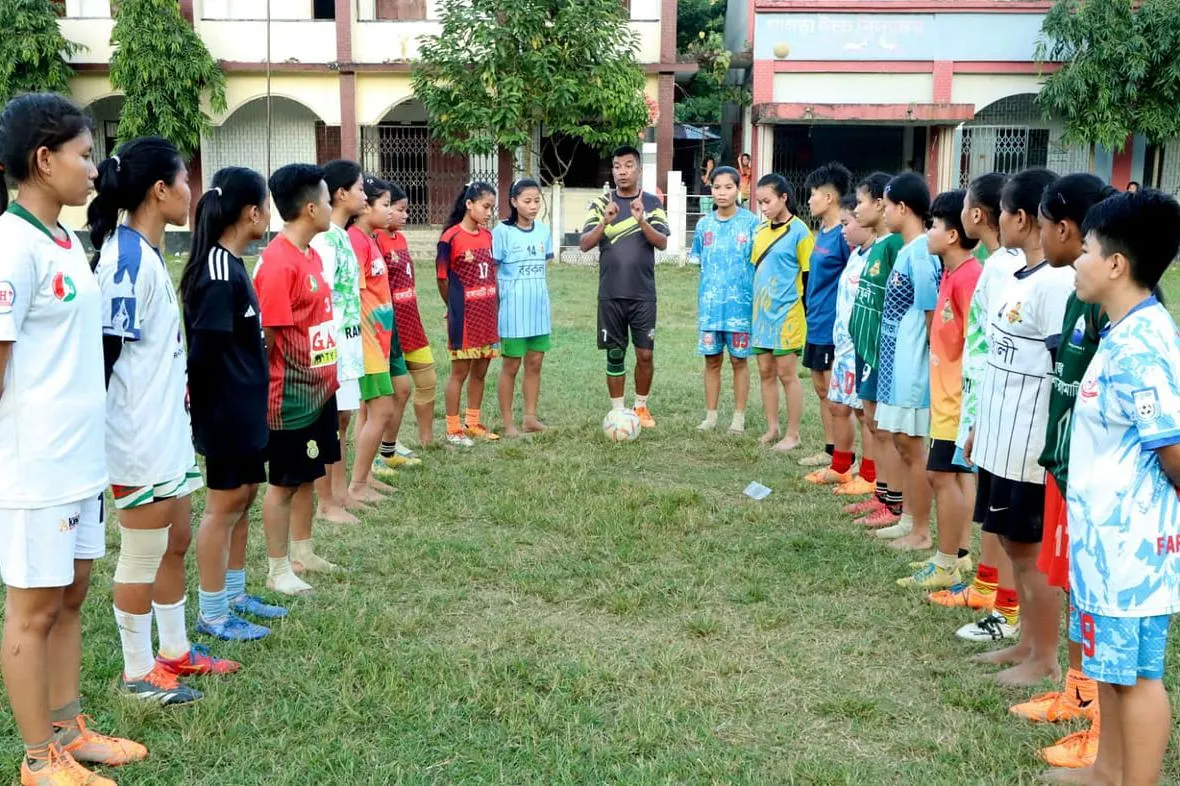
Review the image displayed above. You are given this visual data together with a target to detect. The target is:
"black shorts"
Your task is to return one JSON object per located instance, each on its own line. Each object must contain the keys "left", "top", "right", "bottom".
{"left": 204, "top": 451, "right": 267, "bottom": 491}
{"left": 802, "top": 342, "right": 835, "bottom": 372}
{"left": 265, "top": 399, "right": 342, "bottom": 487}
{"left": 927, "top": 439, "right": 970, "bottom": 474}
{"left": 598, "top": 299, "right": 657, "bottom": 351}
{"left": 978, "top": 468, "right": 1046, "bottom": 544}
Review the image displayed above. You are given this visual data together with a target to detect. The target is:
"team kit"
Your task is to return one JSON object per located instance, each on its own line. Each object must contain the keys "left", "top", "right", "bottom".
{"left": 0, "top": 91, "right": 1179, "bottom": 786}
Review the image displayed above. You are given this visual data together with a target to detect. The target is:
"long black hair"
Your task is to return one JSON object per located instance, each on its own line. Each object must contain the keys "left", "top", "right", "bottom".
{"left": 1040, "top": 173, "right": 1117, "bottom": 226}
{"left": 504, "top": 178, "right": 542, "bottom": 226}
{"left": 180, "top": 166, "right": 267, "bottom": 301}
{"left": 444, "top": 181, "right": 495, "bottom": 231}
{"left": 348, "top": 175, "right": 391, "bottom": 230}
{"left": 884, "top": 172, "right": 932, "bottom": 223}
{"left": 0, "top": 93, "right": 93, "bottom": 217}
{"left": 322, "top": 159, "right": 362, "bottom": 206}
{"left": 87, "top": 136, "right": 183, "bottom": 259}
{"left": 1001, "top": 167, "right": 1058, "bottom": 219}
{"left": 966, "top": 172, "right": 1006, "bottom": 230}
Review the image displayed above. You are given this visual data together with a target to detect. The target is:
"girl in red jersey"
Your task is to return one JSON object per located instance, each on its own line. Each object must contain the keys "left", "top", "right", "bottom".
{"left": 375, "top": 184, "right": 434, "bottom": 452}
{"left": 437, "top": 182, "right": 498, "bottom": 447}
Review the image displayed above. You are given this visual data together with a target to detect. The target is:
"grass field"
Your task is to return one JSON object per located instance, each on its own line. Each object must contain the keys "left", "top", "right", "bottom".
{"left": 2, "top": 260, "right": 1180, "bottom": 785}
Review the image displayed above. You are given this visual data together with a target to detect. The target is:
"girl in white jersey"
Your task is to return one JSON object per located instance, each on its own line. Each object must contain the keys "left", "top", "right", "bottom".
{"left": 90, "top": 138, "right": 239, "bottom": 708}
{"left": 0, "top": 93, "right": 147, "bottom": 786}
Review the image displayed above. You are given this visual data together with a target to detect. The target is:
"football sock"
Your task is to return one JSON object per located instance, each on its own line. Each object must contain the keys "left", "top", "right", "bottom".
{"left": 446, "top": 414, "right": 462, "bottom": 433}
{"left": 699, "top": 410, "right": 718, "bottom": 429}
{"left": 24, "top": 738, "right": 53, "bottom": 772}
{"left": 730, "top": 411, "right": 746, "bottom": 431}
{"left": 152, "top": 598, "right": 190, "bottom": 660}
{"left": 267, "top": 556, "right": 313, "bottom": 595}
{"left": 50, "top": 699, "right": 82, "bottom": 747}
{"left": 859, "top": 458, "right": 877, "bottom": 483}
{"left": 225, "top": 568, "right": 247, "bottom": 602}
{"left": 972, "top": 563, "right": 999, "bottom": 596}
{"left": 379, "top": 440, "right": 397, "bottom": 458}
{"left": 832, "top": 450, "right": 855, "bottom": 474}
{"left": 291, "top": 539, "right": 337, "bottom": 572}
{"left": 634, "top": 394, "right": 648, "bottom": 409}
{"left": 957, "top": 548, "right": 970, "bottom": 559}
{"left": 464, "top": 408, "right": 481, "bottom": 429}
{"left": 610, "top": 397, "right": 625, "bottom": 411}
{"left": 114, "top": 606, "right": 154, "bottom": 681}
{"left": 994, "top": 587, "right": 1020, "bottom": 626}
{"left": 885, "top": 489, "right": 903, "bottom": 515}
{"left": 825, "top": 443, "right": 835, "bottom": 456}
{"left": 875, "top": 481, "right": 888, "bottom": 503}
{"left": 932, "top": 551, "right": 958, "bottom": 569}
{"left": 198, "top": 588, "right": 229, "bottom": 624}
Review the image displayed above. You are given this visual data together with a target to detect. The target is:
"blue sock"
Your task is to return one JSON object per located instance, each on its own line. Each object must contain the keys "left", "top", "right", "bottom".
{"left": 198, "top": 589, "right": 229, "bottom": 624}
{"left": 225, "top": 569, "right": 247, "bottom": 602}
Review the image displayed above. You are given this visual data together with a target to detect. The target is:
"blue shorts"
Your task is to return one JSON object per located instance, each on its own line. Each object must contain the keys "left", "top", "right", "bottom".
{"left": 854, "top": 354, "right": 878, "bottom": 402}
{"left": 698, "top": 330, "right": 752, "bottom": 359}
{"left": 1070, "top": 606, "right": 1171, "bottom": 686}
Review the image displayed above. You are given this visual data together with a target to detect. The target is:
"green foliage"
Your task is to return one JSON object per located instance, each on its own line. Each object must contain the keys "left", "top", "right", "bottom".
{"left": 674, "top": 1, "right": 748, "bottom": 126}
{"left": 1036, "top": 0, "right": 1180, "bottom": 150}
{"left": 0, "top": 0, "right": 79, "bottom": 104}
{"left": 109, "top": 0, "right": 226, "bottom": 156}
{"left": 676, "top": 0, "right": 724, "bottom": 53}
{"left": 411, "top": 0, "right": 649, "bottom": 177}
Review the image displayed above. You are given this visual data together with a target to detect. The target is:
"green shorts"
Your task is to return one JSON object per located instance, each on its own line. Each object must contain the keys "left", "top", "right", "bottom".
{"left": 500, "top": 334, "right": 552, "bottom": 358}
{"left": 752, "top": 347, "right": 802, "bottom": 357}
{"left": 359, "top": 371, "right": 394, "bottom": 400}
{"left": 389, "top": 353, "right": 408, "bottom": 378}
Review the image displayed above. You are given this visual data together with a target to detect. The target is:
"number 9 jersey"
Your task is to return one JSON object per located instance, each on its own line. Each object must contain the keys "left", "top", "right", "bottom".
{"left": 436, "top": 224, "right": 498, "bottom": 351}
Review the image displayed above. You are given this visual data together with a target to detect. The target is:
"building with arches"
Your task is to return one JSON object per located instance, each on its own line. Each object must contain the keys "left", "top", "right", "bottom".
{"left": 57, "top": 0, "right": 689, "bottom": 232}
{"left": 724, "top": 0, "right": 1176, "bottom": 201}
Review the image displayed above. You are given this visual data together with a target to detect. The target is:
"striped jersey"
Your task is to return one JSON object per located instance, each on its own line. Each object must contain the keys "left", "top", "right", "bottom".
{"left": 849, "top": 233, "right": 904, "bottom": 368}
{"left": 582, "top": 191, "right": 670, "bottom": 301}
{"left": 491, "top": 220, "right": 554, "bottom": 338}
{"left": 437, "top": 224, "right": 498, "bottom": 350}
{"left": 254, "top": 234, "right": 339, "bottom": 430}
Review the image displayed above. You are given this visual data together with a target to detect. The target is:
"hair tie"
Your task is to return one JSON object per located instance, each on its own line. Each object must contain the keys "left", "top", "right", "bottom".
{"left": 212, "top": 187, "right": 223, "bottom": 196}
{"left": 112, "top": 155, "right": 121, "bottom": 172}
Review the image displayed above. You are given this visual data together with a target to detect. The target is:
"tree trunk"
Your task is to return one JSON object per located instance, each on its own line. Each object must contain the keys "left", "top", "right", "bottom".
{"left": 1088, "top": 142, "right": 1096, "bottom": 174}
{"left": 1154, "top": 147, "right": 1164, "bottom": 187}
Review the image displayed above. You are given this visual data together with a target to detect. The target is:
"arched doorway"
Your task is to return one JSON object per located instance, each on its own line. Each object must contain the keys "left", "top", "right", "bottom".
{"left": 956, "top": 94, "right": 1088, "bottom": 187}
{"left": 85, "top": 95, "right": 124, "bottom": 161}
{"left": 203, "top": 96, "right": 322, "bottom": 189}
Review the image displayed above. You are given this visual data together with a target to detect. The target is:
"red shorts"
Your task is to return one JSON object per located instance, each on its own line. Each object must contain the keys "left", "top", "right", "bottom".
{"left": 1037, "top": 474, "right": 1069, "bottom": 590}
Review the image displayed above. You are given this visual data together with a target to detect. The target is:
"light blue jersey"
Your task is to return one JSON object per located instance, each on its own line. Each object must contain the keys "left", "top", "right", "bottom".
{"left": 491, "top": 221, "right": 554, "bottom": 338}
{"left": 877, "top": 234, "right": 941, "bottom": 408}
{"left": 691, "top": 207, "right": 759, "bottom": 333}
{"left": 1068, "top": 298, "right": 1180, "bottom": 617}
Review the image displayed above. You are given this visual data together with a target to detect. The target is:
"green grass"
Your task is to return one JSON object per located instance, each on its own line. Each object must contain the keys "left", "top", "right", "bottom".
{"left": 2, "top": 262, "right": 1180, "bottom": 785}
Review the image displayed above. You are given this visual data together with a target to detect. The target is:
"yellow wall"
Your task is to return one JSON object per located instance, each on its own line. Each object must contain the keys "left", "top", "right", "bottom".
{"left": 356, "top": 73, "right": 420, "bottom": 125}
{"left": 213, "top": 74, "right": 341, "bottom": 125}
{"left": 772, "top": 72, "right": 934, "bottom": 105}
{"left": 950, "top": 73, "right": 1043, "bottom": 113}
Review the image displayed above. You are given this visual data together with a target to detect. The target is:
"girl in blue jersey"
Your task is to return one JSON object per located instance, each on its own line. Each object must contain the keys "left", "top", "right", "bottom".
{"left": 493, "top": 179, "right": 554, "bottom": 437}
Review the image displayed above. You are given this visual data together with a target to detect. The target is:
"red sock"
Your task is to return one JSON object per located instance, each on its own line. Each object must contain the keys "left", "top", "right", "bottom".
{"left": 832, "top": 450, "right": 855, "bottom": 474}
{"left": 858, "top": 458, "right": 877, "bottom": 483}
{"left": 975, "top": 563, "right": 999, "bottom": 586}
{"left": 994, "top": 586, "right": 1020, "bottom": 625}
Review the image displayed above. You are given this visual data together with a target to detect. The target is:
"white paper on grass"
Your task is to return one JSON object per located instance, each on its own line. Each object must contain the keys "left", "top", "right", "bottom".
{"left": 743, "top": 482, "right": 772, "bottom": 500}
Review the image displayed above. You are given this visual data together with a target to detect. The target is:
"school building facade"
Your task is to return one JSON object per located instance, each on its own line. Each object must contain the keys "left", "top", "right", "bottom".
{"left": 724, "top": 0, "right": 1180, "bottom": 203}
{"left": 59, "top": 0, "right": 687, "bottom": 230}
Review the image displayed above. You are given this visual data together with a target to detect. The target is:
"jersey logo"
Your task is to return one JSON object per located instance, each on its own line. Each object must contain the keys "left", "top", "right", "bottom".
{"left": 869, "top": 261, "right": 880, "bottom": 277}
{"left": 306, "top": 440, "right": 320, "bottom": 459}
{"left": 1004, "top": 301, "right": 1023, "bottom": 324}
{"left": 464, "top": 250, "right": 475, "bottom": 263}
{"left": 1079, "top": 378, "right": 1099, "bottom": 401}
{"left": 940, "top": 301, "right": 954, "bottom": 323}
{"left": 308, "top": 275, "right": 319, "bottom": 293}
{"left": 1069, "top": 315, "right": 1087, "bottom": 346}
{"left": 737, "top": 232, "right": 749, "bottom": 246}
{"left": 51, "top": 272, "right": 76, "bottom": 302}
{"left": 110, "top": 297, "right": 135, "bottom": 335}
{"left": 1133, "top": 387, "right": 1160, "bottom": 424}
{"left": 58, "top": 512, "right": 80, "bottom": 533}
{"left": 0, "top": 280, "right": 14, "bottom": 314}
{"left": 244, "top": 305, "right": 257, "bottom": 318}
{"left": 309, "top": 322, "right": 338, "bottom": 368}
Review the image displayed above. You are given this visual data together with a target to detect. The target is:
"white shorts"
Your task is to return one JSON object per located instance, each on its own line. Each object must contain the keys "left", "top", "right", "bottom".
{"left": 828, "top": 344, "right": 862, "bottom": 410}
{"left": 335, "top": 378, "right": 361, "bottom": 412}
{"left": 876, "top": 404, "right": 931, "bottom": 438}
{"left": 0, "top": 495, "right": 106, "bottom": 588}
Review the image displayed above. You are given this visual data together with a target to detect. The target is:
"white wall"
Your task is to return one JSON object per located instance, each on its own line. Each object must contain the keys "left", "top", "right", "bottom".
{"left": 772, "top": 72, "right": 933, "bottom": 105}
{"left": 65, "top": 0, "right": 110, "bottom": 17}
{"left": 59, "top": 18, "right": 114, "bottom": 63}
{"left": 198, "top": 0, "right": 314, "bottom": 19}
{"left": 196, "top": 20, "right": 337, "bottom": 62}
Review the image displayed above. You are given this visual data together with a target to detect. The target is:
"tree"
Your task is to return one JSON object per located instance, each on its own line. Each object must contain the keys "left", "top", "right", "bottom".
{"left": 109, "top": 0, "right": 226, "bottom": 156}
{"left": 0, "top": 0, "right": 79, "bottom": 104}
{"left": 674, "top": 3, "right": 749, "bottom": 126}
{"left": 1036, "top": 0, "right": 1180, "bottom": 172}
{"left": 411, "top": 0, "right": 650, "bottom": 182}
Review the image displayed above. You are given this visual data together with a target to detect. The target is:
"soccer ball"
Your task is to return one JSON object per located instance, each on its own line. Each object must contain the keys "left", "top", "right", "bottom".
{"left": 602, "top": 408, "right": 642, "bottom": 442}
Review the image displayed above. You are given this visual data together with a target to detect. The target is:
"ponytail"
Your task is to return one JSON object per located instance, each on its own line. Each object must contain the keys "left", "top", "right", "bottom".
{"left": 1039, "top": 173, "right": 1117, "bottom": 226}
{"left": 87, "top": 136, "right": 184, "bottom": 266}
{"left": 504, "top": 178, "right": 541, "bottom": 226}
{"left": 180, "top": 166, "right": 267, "bottom": 301}
{"left": 444, "top": 181, "right": 495, "bottom": 231}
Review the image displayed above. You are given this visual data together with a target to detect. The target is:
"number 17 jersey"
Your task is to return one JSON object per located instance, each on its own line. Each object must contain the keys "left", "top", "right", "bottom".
{"left": 437, "top": 224, "right": 498, "bottom": 350}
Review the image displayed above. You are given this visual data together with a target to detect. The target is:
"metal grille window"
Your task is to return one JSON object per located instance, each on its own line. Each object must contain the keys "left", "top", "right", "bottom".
{"left": 956, "top": 93, "right": 1086, "bottom": 187}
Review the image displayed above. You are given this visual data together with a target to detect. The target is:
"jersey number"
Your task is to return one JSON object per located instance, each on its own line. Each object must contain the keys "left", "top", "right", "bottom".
{"left": 478, "top": 262, "right": 490, "bottom": 279}
{"left": 406, "top": 261, "right": 413, "bottom": 278}
{"left": 1079, "top": 613, "right": 1096, "bottom": 658}
{"left": 601, "top": 329, "right": 608, "bottom": 343}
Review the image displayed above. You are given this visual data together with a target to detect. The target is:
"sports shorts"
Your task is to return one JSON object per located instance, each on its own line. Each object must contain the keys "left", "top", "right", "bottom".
{"left": 0, "top": 495, "right": 105, "bottom": 588}
{"left": 598, "top": 299, "right": 656, "bottom": 351}
{"left": 698, "top": 331, "right": 751, "bottom": 359}
{"left": 753, "top": 347, "right": 801, "bottom": 357}
{"left": 336, "top": 378, "right": 361, "bottom": 412}
{"left": 449, "top": 345, "right": 498, "bottom": 361}
{"left": 927, "top": 439, "right": 971, "bottom": 473}
{"left": 829, "top": 344, "right": 861, "bottom": 409}
{"left": 1071, "top": 607, "right": 1171, "bottom": 686}
{"left": 978, "top": 468, "right": 1046, "bottom": 544}
{"left": 360, "top": 371, "right": 395, "bottom": 401}
{"left": 111, "top": 465, "right": 203, "bottom": 510}
{"left": 204, "top": 452, "right": 267, "bottom": 491}
{"left": 1037, "top": 473, "right": 1070, "bottom": 590}
{"left": 876, "top": 404, "right": 930, "bottom": 438}
{"left": 266, "top": 398, "right": 342, "bottom": 487}
{"left": 802, "top": 342, "right": 835, "bottom": 372}
{"left": 502, "top": 335, "right": 552, "bottom": 358}
{"left": 854, "top": 354, "right": 878, "bottom": 402}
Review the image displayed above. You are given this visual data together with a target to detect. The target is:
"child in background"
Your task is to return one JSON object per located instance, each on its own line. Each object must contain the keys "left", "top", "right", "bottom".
{"left": 1063, "top": 189, "right": 1180, "bottom": 786}
{"left": 964, "top": 168, "right": 1074, "bottom": 684}
{"left": 928, "top": 173, "right": 1023, "bottom": 618}
{"left": 846, "top": 173, "right": 906, "bottom": 526}
{"left": 1009, "top": 174, "right": 1115, "bottom": 771}
{"left": 437, "top": 182, "right": 499, "bottom": 447}
{"left": 692, "top": 166, "right": 759, "bottom": 434}
{"left": 347, "top": 177, "right": 400, "bottom": 502}
{"left": 800, "top": 162, "right": 853, "bottom": 467}
{"left": 493, "top": 178, "right": 555, "bottom": 437}
{"left": 898, "top": 190, "right": 980, "bottom": 588}
{"left": 872, "top": 173, "right": 940, "bottom": 552}
{"left": 751, "top": 173, "right": 814, "bottom": 451}
{"left": 807, "top": 194, "right": 876, "bottom": 490}
{"left": 376, "top": 185, "right": 433, "bottom": 456}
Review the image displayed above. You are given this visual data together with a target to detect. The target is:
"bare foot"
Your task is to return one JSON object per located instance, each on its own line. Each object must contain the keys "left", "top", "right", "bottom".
{"left": 348, "top": 484, "right": 385, "bottom": 504}
{"left": 366, "top": 476, "right": 394, "bottom": 493}
{"left": 502, "top": 423, "right": 522, "bottom": 439}
{"left": 889, "top": 532, "right": 933, "bottom": 551}
{"left": 759, "top": 430, "right": 780, "bottom": 445}
{"left": 342, "top": 495, "right": 370, "bottom": 512}
{"left": 316, "top": 505, "right": 360, "bottom": 525}
{"left": 771, "top": 436, "right": 801, "bottom": 453}
{"left": 523, "top": 416, "right": 547, "bottom": 433}
{"left": 969, "top": 644, "right": 1030, "bottom": 666}
{"left": 1037, "top": 766, "right": 1103, "bottom": 785}
{"left": 994, "top": 660, "right": 1061, "bottom": 687}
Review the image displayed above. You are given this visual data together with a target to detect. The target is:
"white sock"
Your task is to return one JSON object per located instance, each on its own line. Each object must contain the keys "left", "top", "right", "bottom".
{"left": 114, "top": 606, "right": 154, "bottom": 681}
{"left": 268, "top": 555, "right": 294, "bottom": 580}
{"left": 698, "top": 410, "right": 718, "bottom": 429}
{"left": 730, "top": 411, "right": 746, "bottom": 431}
{"left": 152, "top": 598, "right": 190, "bottom": 660}
{"left": 266, "top": 556, "right": 313, "bottom": 595}
{"left": 932, "top": 551, "right": 958, "bottom": 569}
{"left": 634, "top": 394, "right": 648, "bottom": 408}
{"left": 610, "top": 397, "right": 625, "bottom": 411}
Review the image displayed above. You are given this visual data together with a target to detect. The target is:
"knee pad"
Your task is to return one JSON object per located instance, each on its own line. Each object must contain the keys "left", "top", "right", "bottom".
{"left": 606, "top": 347, "right": 627, "bottom": 377}
{"left": 114, "top": 525, "right": 170, "bottom": 584}
{"left": 410, "top": 363, "right": 436, "bottom": 406}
